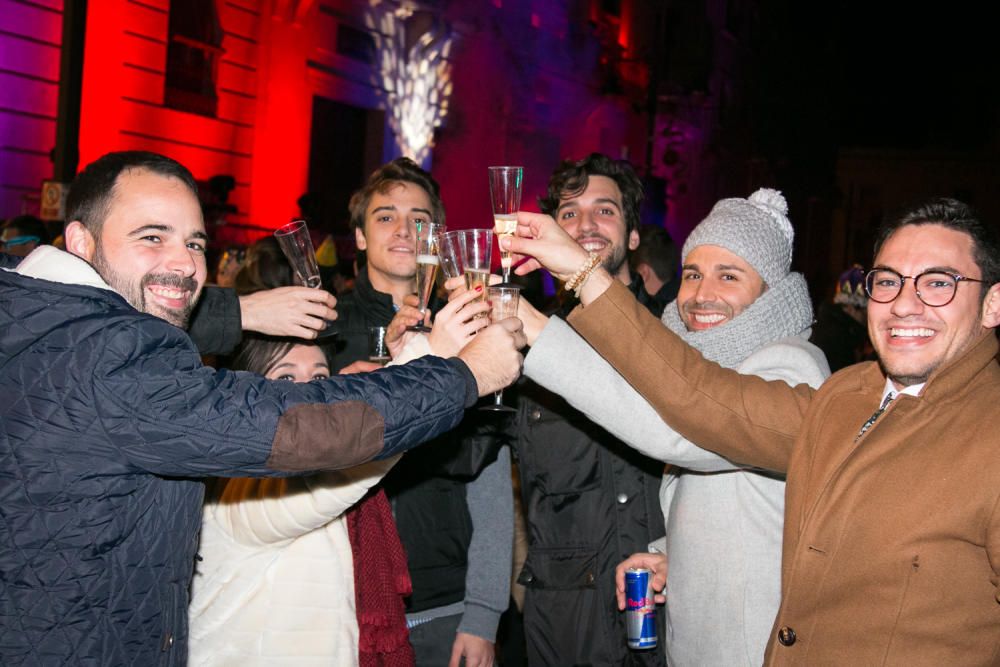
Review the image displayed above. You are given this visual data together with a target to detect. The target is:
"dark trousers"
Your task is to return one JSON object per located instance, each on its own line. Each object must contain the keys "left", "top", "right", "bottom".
{"left": 409, "top": 613, "right": 462, "bottom": 666}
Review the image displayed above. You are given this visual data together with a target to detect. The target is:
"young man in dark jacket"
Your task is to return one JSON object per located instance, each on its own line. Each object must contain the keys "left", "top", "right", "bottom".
{"left": 0, "top": 151, "right": 524, "bottom": 665}
{"left": 333, "top": 158, "right": 512, "bottom": 666}
{"left": 508, "top": 154, "right": 666, "bottom": 666}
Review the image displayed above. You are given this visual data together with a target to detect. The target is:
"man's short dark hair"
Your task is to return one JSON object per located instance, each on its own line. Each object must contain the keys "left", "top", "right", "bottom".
{"left": 65, "top": 151, "right": 199, "bottom": 237}
{"left": 875, "top": 198, "right": 1000, "bottom": 297}
{"left": 629, "top": 224, "right": 677, "bottom": 281}
{"left": 2, "top": 215, "right": 50, "bottom": 245}
{"left": 538, "top": 153, "right": 644, "bottom": 235}
{"left": 348, "top": 158, "right": 445, "bottom": 234}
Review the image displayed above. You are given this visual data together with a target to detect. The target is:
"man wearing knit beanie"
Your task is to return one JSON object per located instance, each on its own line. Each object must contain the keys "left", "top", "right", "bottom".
{"left": 515, "top": 188, "right": 830, "bottom": 665}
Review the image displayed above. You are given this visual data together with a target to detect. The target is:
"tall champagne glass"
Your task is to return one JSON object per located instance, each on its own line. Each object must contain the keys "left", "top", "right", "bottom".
{"left": 460, "top": 229, "right": 493, "bottom": 305}
{"left": 488, "top": 166, "right": 523, "bottom": 284}
{"left": 409, "top": 221, "right": 442, "bottom": 333}
{"left": 481, "top": 284, "right": 520, "bottom": 412}
{"left": 438, "top": 230, "right": 466, "bottom": 281}
{"left": 274, "top": 219, "right": 335, "bottom": 338}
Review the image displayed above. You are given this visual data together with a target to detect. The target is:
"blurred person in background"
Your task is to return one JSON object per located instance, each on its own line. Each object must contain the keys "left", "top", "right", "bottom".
{"left": 629, "top": 223, "right": 680, "bottom": 315}
{"left": 1, "top": 214, "right": 50, "bottom": 257}
{"left": 810, "top": 264, "right": 872, "bottom": 372}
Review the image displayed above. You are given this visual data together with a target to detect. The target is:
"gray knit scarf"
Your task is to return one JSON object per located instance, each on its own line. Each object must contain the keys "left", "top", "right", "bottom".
{"left": 660, "top": 271, "right": 814, "bottom": 369}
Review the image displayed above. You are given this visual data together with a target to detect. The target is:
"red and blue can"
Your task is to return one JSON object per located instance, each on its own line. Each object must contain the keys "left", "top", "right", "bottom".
{"left": 625, "top": 567, "right": 657, "bottom": 650}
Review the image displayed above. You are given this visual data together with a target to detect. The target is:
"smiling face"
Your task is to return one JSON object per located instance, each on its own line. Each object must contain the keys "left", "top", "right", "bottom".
{"left": 677, "top": 244, "right": 766, "bottom": 331}
{"left": 264, "top": 344, "right": 330, "bottom": 383}
{"left": 66, "top": 168, "right": 207, "bottom": 328}
{"left": 867, "top": 223, "right": 994, "bottom": 389}
{"left": 355, "top": 181, "right": 432, "bottom": 292}
{"left": 555, "top": 175, "right": 639, "bottom": 282}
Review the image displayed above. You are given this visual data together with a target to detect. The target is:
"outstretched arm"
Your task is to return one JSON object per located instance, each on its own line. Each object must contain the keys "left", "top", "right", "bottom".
{"left": 566, "top": 280, "right": 815, "bottom": 473}
{"left": 525, "top": 318, "right": 828, "bottom": 472}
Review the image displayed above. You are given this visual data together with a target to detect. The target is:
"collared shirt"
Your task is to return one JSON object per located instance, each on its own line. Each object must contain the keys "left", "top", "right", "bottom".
{"left": 880, "top": 378, "right": 925, "bottom": 406}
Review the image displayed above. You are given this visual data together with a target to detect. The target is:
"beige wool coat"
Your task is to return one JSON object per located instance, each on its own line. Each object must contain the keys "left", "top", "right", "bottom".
{"left": 569, "top": 280, "right": 1000, "bottom": 666}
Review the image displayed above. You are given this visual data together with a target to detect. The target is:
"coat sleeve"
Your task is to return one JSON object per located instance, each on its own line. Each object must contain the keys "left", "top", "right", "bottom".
{"left": 93, "top": 319, "right": 477, "bottom": 477}
{"left": 526, "top": 317, "right": 829, "bottom": 472}
{"left": 206, "top": 457, "right": 399, "bottom": 546}
{"left": 458, "top": 445, "right": 513, "bottom": 642}
{"left": 988, "top": 491, "right": 1000, "bottom": 605}
{"left": 567, "top": 280, "right": 816, "bottom": 473}
{"left": 187, "top": 285, "right": 243, "bottom": 356}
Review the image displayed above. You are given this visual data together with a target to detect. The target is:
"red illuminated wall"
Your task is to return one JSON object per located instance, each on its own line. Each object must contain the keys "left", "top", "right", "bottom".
{"left": 79, "top": 0, "right": 288, "bottom": 239}
{"left": 3, "top": 0, "right": 661, "bottom": 245}
{"left": 0, "top": 0, "right": 63, "bottom": 218}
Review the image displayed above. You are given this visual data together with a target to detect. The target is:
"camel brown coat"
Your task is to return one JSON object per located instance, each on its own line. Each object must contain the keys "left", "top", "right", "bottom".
{"left": 569, "top": 280, "right": 1000, "bottom": 666}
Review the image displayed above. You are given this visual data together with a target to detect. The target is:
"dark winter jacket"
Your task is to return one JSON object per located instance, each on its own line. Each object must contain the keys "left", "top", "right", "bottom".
{"left": 0, "top": 248, "right": 478, "bottom": 665}
{"left": 510, "top": 276, "right": 667, "bottom": 667}
{"left": 332, "top": 269, "right": 499, "bottom": 613}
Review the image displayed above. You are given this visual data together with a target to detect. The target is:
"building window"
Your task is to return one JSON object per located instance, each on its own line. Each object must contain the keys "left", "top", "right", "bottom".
{"left": 165, "top": 0, "right": 224, "bottom": 117}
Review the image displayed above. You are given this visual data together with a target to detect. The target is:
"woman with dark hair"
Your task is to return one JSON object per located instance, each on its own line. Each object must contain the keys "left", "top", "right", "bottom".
{"left": 189, "top": 335, "right": 411, "bottom": 665}
{"left": 233, "top": 236, "right": 294, "bottom": 294}
{"left": 189, "top": 280, "right": 489, "bottom": 664}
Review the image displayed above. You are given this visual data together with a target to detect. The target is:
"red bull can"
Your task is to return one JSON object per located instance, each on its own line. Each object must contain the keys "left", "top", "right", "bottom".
{"left": 625, "top": 567, "right": 657, "bottom": 650}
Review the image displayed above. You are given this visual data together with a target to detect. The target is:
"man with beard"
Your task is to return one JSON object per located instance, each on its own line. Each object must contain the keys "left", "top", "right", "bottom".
{"left": 506, "top": 153, "right": 667, "bottom": 666}
{"left": 0, "top": 151, "right": 525, "bottom": 665}
{"left": 508, "top": 198, "right": 1000, "bottom": 664}
{"left": 516, "top": 189, "right": 830, "bottom": 665}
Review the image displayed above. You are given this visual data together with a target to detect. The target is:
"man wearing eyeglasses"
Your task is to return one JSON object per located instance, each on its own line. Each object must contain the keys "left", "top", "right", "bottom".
{"left": 505, "top": 197, "right": 1000, "bottom": 665}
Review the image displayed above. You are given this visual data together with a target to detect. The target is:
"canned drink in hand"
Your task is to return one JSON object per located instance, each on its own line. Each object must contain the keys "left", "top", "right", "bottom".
{"left": 625, "top": 568, "right": 657, "bottom": 650}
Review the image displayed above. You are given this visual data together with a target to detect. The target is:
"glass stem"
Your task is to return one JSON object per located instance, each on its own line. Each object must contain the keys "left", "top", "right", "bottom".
{"left": 494, "top": 389, "right": 504, "bottom": 406}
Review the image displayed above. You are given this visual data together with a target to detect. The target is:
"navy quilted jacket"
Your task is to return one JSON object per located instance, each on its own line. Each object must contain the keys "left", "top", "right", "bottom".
{"left": 0, "top": 250, "right": 476, "bottom": 665}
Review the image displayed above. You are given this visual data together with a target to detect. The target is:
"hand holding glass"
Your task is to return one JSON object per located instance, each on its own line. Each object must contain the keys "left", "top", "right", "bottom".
{"left": 481, "top": 284, "right": 520, "bottom": 412}
{"left": 489, "top": 166, "right": 523, "bottom": 284}
{"left": 410, "top": 222, "right": 443, "bottom": 333}
{"left": 274, "top": 219, "right": 335, "bottom": 338}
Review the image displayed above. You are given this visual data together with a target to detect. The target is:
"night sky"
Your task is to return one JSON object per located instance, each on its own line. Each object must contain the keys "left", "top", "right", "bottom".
{"left": 759, "top": 1, "right": 999, "bottom": 154}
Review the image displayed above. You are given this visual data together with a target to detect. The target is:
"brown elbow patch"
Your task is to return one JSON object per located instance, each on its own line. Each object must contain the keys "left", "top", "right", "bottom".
{"left": 267, "top": 401, "right": 386, "bottom": 472}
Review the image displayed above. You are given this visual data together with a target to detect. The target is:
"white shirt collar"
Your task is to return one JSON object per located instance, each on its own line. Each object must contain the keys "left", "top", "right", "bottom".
{"left": 881, "top": 377, "right": 924, "bottom": 405}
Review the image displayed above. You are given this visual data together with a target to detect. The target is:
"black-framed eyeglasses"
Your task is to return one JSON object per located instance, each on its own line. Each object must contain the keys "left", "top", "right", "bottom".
{"left": 864, "top": 268, "right": 985, "bottom": 307}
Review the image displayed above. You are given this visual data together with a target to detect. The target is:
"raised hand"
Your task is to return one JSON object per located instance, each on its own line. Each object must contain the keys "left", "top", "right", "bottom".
{"left": 428, "top": 287, "right": 490, "bottom": 358}
{"left": 457, "top": 317, "right": 527, "bottom": 396}
{"left": 239, "top": 286, "right": 336, "bottom": 339}
{"left": 385, "top": 294, "right": 423, "bottom": 359}
{"left": 504, "top": 211, "right": 590, "bottom": 281}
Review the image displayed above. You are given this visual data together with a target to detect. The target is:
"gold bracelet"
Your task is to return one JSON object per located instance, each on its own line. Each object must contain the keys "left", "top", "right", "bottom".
{"left": 564, "top": 252, "right": 601, "bottom": 296}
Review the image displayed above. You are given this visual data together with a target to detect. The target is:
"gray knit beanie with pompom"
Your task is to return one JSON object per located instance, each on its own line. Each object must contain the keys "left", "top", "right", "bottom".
{"left": 681, "top": 188, "right": 793, "bottom": 286}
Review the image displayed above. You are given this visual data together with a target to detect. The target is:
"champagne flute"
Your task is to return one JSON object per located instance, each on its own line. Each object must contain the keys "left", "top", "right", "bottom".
{"left": 273, "top": 219, "right": 335, "bottom": 338}
{"left": 488, "top": 166, "right": 523, "bottom": 284}
{"left": 460, "top": 229, "right": 493, "bottom": 315}
{"left": 481, "top": 284, "right": 520, "bottom": 412}
{"left": 438, "top": 230, "right": 466, "bottom": 281}
{"left": 409, "top": 221, "right": 442, "bottom": 333}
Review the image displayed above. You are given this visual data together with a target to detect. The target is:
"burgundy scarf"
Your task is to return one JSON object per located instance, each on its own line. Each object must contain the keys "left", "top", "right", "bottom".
{"left": 346, "top": 488, "right": 415, "bottom": 667}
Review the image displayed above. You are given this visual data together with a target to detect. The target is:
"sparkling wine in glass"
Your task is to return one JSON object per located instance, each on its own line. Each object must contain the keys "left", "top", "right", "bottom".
{"left": 274, "top": 219, "right": 335, "bottom": 338}
{"left": 409, "top": 221, "right": 442, "bottom": 333}
{"left": 481, "top": 284, "right": 520, "bottom": 412}
{"left": 488, "top": 166, "right": 523, "bottom": 284}
{"left": 460, "top": 229, "right": 493, "bottom": 318}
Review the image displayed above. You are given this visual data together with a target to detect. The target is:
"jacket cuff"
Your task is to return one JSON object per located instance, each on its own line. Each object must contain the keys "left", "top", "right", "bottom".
{"left": 457, "top": 601, "right": 502, "bottom": 643}
{"left": 188, "top": 286, "right": 243, "bottom": 356}
{"left": 446, "top": 357, "right": 479, "bottom": 408}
